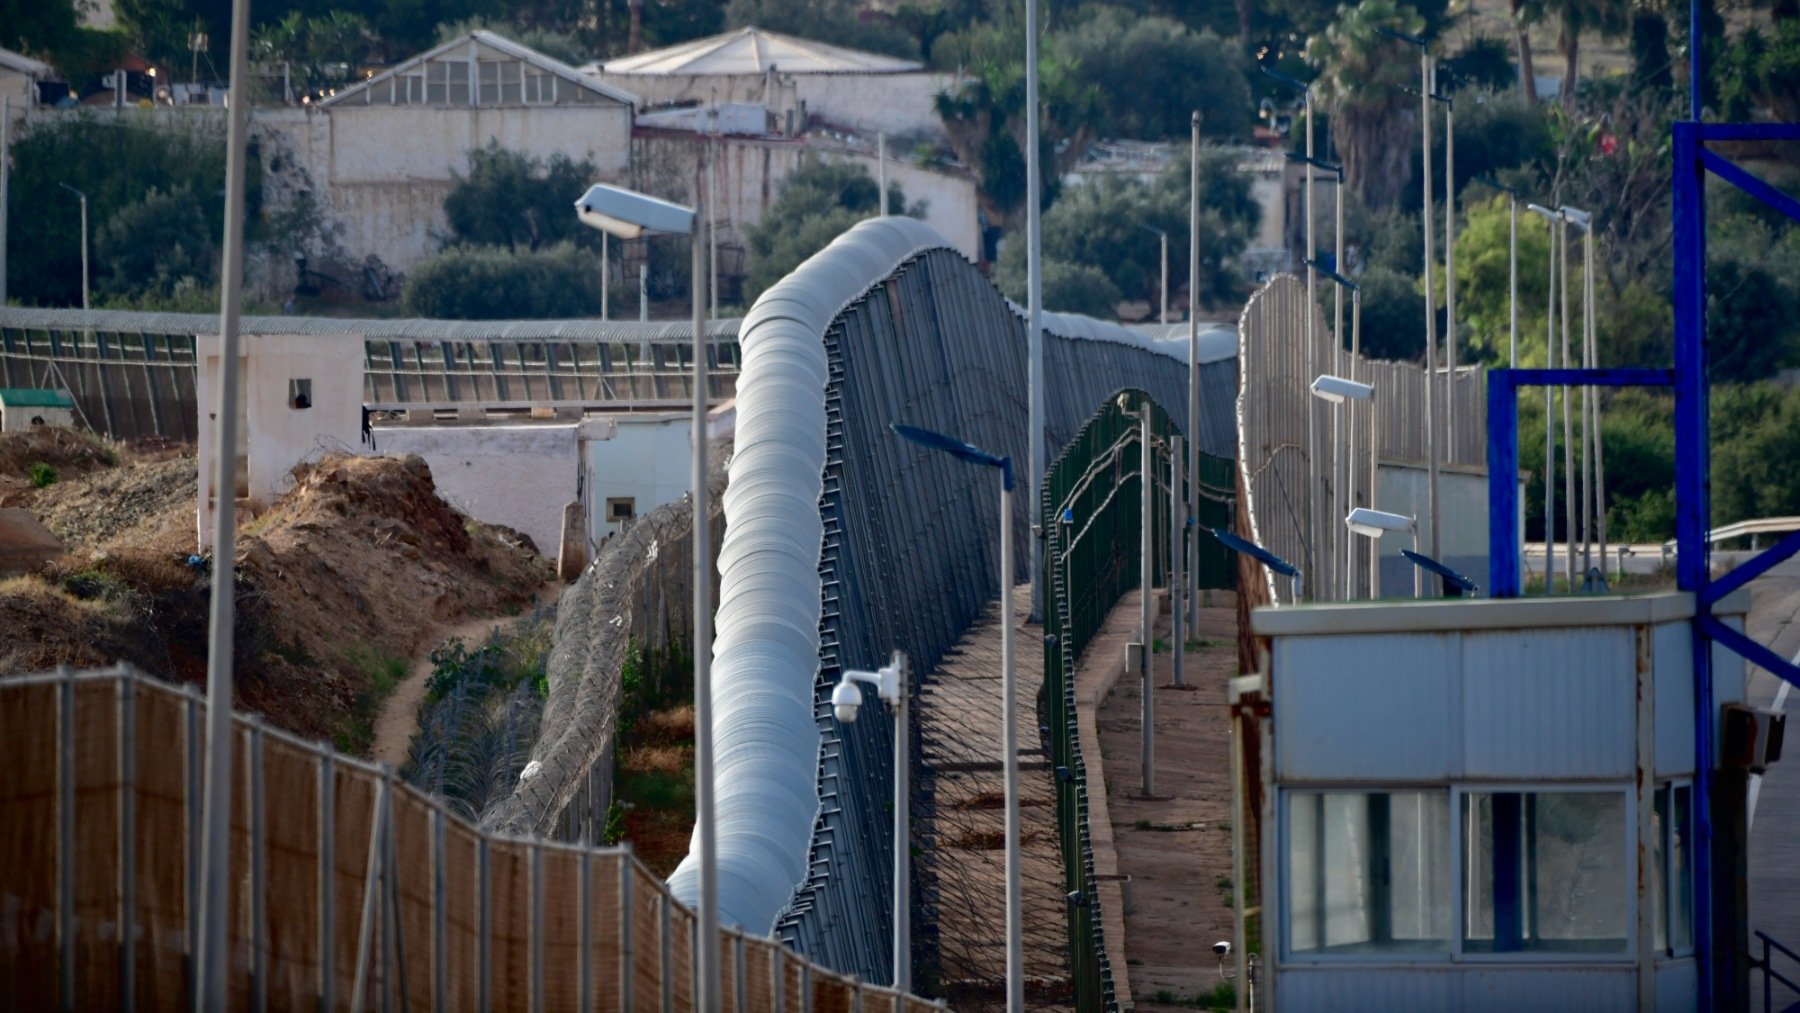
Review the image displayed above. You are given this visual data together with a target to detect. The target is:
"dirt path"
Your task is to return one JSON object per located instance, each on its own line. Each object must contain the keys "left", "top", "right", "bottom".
{"left": 1092, "top": 590, "right": 1242, "bottom": 1010}
{"left": 370, "top": 581, "right": 565, "bottom": 768}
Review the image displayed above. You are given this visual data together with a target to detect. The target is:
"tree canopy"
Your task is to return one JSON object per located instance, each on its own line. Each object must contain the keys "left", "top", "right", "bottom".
{"left": 742, "top": 158, "right": 912, "bottom": 301}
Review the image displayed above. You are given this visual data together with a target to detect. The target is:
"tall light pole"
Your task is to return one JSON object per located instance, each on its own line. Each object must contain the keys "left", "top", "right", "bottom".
{"left": 196, "top": 0, "right": 253, "bottom": 1002}
{"left": 1295, "top": 153, "right": 1343, "bottom": 600}
{"left": 1140, "top": 224, "right": 1169, "bottom": 325}
{"left": 1138, "top": 400, "right": 1155, "bottom": 796}
{"left": 1380, "top": 27, "right": 1442, "bottom": 574}
{"left": 1561, "top": 206, "right": 1604, "bottom": 581}
{"left": 1024, "top": 0, "right": 1045, "bottom": 623}
{"left": 1527, "top": 203, "right": 1561, "bottom": 591}
{"left": 1263, "top": 66, "right": 1321, "bottom": 599}
{"left": 1309, "top": 260, "right": 1359, "bottom": 599}
{"left": 890, "top": 423, "right": 1021, "bottom": 1013}
{"left": 829, "top": 651, "right": 912, "bottom": 991}
{"left": 1437, "top": 91, "right": 1458, "bottom": 461}
{"left": 1187, "top": 111, "right": 1202, "bottom": 631}
{"left": 58, "top": 183, "right": 89, "bottom": 310}
{"left": 1311, "top": 374, "right": 1374, "bottom": 597}
{"left": 574, "top": 181, "right": 716, "bottom": 1008}
{"left": 1347, "top": 508, "right": 1422, "bottom": 598}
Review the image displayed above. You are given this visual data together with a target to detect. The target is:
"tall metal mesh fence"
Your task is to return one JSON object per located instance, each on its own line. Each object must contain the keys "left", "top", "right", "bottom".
{"left": 0, "top": 665, "right": 943, "bottom": 1012}
{"left": 1038, "top": 390, "right": 1235, "bottom": 1012}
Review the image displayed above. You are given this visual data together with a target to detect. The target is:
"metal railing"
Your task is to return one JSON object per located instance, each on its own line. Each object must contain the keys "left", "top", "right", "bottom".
{"left": 1040, "top": 390, "right": 1235, "bottom": 1011}
{"left": 1757, "top": 930, "right": 1800, "bottom": 1013}
{"left": 0, "top": 664, "right": 943, "bottom": 1012}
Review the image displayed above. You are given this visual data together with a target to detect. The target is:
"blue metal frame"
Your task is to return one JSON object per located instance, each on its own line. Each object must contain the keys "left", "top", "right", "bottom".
{"left": 1486, "top": 118, "right": 1800, "bottom": 1011}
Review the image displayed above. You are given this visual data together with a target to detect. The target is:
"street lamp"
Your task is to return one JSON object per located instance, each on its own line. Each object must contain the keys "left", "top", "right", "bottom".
{"left": 1209, "top": 526, "right": 1302, "bottom": 603}
{"left": 574, "top": 180, "right": 719, "bottom": 1012}
{"left": 1307, "top": 256, "right": 1356, "bottom": 601}
{"left": 1263, "top": 65, "right": 1324, "bottom": 600}
{"left": 1402, "top": 548, "right": 1478, "bottom": 597}
{"left": 1311, "top": 373, "right": 1376, "bottom": 600}
{"left": 57, "top": 183, "right": 89, "bottom": 310}
{"left": 889, "top": 421, "right": 1021, "bottom": 1013}
{"left": 830, "top": 650, "right": 912, "bottom": 992}
{"left": 577, "top": 183, "right": 694, "bottom": 343}
{"left": 1139, "top": 224, "right": 1169, "bottom": 325}
{"left": 1345, "top": 507, "right": 1420, "bottom": 598}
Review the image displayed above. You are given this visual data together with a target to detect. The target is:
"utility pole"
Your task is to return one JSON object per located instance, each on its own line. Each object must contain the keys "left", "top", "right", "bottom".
{"left": 1187, "top": 112, "right": 1202, "bottom": 631}
{"left": 1024, "top": 0, "right": 1045, "bottom": 624}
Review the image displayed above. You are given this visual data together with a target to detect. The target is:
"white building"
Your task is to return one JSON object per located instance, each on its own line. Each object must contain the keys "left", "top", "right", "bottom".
{"left": 0, "top": 47, "right": 53, "bottom": 112}
{"left": 591, "top": 27, "right": 956, "bottom": 141}
{"left": 257, "top": 32, "right": 639, "bottom": 278}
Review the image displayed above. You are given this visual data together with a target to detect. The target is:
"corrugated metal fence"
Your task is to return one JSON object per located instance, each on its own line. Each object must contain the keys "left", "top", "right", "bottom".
{"left": 1235, "top": 274, "right": 1484, "bottom": 603}
{"left": 0, "top": 665, "right": 942, "bottom": 1012}
{"left": 1040, "top": 390, "right": 1235, "bottom": 1012}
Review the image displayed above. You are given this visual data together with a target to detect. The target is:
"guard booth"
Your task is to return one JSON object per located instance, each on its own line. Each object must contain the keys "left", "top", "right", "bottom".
{"left": 1232, "top": 591, "right": 1752, "bottom": 1012}
{"left": 0, "top": 387, "right": 75, "bottom": 430}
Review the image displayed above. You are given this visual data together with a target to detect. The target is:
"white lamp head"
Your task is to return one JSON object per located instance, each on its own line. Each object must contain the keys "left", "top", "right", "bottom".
{"left": 1310, "top": 375, "right": 1374, "bottom": 403}
{"left": 1346, "top": 507, "right": 1415, "bottom": 539}
{"left": 1525, "top": 203, "right": 1561, "bottom": 222}
{"left": 831, "top": 678, "right": 862, "bottom": 724}
{"left": 574, "top": 183, "right": 694, "bottom": 239}
{"left": 1559, "top": 206, "right": 1592, "bottom": 231}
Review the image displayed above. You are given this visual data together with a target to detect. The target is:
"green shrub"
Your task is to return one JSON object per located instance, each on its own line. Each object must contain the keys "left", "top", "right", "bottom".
{"left": 28, "top": 462, "right": 57, "bottom": 488}
{"left": 402, "top": 243, "right": 600, "bottom": 320}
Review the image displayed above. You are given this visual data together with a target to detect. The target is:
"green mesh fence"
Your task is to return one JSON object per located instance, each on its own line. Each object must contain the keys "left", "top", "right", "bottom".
{"left": 1039, "top": 389, "right": 1234, "bottom": 1011}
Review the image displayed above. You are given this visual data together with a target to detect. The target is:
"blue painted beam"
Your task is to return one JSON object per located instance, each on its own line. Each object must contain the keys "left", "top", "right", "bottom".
{"left": 1487, "top": 370, "right": 1521, "bottom": 597}
{"left": 1702, "top": 528, "right": 1800, "bottom": 607}
{"left": 1702, "top": 616, "right": 1800, "bottom": 690}
{"left": 1700, "top": 150, "right": 1800, "bottom": 227}
{"left": 1696, "top": 123, "right": 1800, "bottom": 142}
{"left": 1498, "top": 367, "right": 1674, "bottom": 388}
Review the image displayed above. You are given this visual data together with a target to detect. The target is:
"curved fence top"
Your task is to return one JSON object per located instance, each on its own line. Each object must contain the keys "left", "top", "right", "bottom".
{"left": 668, "top": 214, "right": 1239, "bottom": 960}
{"left": 0, "top": 305, "right": 742, "bottom": 344}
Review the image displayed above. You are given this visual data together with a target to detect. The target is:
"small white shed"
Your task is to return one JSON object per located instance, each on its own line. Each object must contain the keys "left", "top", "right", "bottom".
{"left": 0, "top": 388, "right": 76, "bottom": 431}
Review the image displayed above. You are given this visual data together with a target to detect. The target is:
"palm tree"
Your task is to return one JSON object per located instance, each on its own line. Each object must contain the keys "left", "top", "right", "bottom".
{"left": 1521, "top": 0, "right": 1629, "bottom": 103}
{"left": 1513, "top": 0, "right": 1541, "bottom": 102}
{"left": 1305, "top": 0, "right": 1426, "bottom": 210}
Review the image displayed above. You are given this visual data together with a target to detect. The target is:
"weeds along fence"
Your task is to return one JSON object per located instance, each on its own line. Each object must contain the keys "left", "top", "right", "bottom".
{"left": 0, "top": 664, "right": 943, "bottom": 1012}
{"left": 1040, "top": 390, "right": 1236, "bottom": 1012}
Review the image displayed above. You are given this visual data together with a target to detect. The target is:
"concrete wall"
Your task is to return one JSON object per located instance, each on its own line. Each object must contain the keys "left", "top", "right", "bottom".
{"left": 580, "top": 412, "right": 705, "bottom": 547}
{"left": 374, "top": 422, "right": 580, "bottom": 555}
{"left": 639, "top": 131, "right": 981, "bottom": 265}
{"left": 196, "top": 333, "right": 364, "bottom": 548}
{"left": 1371, "top": 462, "right": 1489, "bottom": 596}
{"left": 258, "top": 102, "right": 633, "bottom": 275}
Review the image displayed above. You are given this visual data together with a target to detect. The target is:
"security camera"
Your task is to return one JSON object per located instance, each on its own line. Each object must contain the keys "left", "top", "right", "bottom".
{"left": 831, "top": 678, "right": 862, "bottom": 723}
{"left": 1213, "top": 940, "right": 1231, "bottom": 957}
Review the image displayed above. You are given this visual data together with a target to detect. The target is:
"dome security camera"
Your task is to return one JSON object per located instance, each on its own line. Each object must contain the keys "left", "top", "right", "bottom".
{"left": 831, "top": 678, "right": 862, "bottom": 723}
{"left": 1213, "top": 940, "right": 1232, "bottom": 957}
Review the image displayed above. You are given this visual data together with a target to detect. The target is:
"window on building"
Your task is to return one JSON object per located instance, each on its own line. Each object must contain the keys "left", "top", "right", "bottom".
{"left": 1652, "top": 782, "right": 1695, "bottom": 956}
{"left": 607, "top": 497, "right": 636, "bottom": 523}
{"left": 1287, "top": 791, "right": 1451, "bottom": 955}
{"left": 1462, "top": 790, "right": 1629, "bottom": 955}
{"left": 288, "top": 378, "right": 312, "bottom": 410}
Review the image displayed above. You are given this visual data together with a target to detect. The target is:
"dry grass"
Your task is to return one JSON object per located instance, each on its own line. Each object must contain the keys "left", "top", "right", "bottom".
{"left": 620, "top": 742, "right": 689, "bottom": 774}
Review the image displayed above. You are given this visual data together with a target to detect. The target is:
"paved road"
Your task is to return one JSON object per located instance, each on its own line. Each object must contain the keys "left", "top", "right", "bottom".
{"left": 1745, "top": 561, "right": 1800, "bottom": 1010}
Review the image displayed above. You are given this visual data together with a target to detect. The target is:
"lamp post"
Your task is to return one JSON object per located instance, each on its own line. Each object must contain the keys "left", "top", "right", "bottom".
{"left": 1379, "top": 27, "right": 1442, "bottom": 578}
{"left": 1140, "top": 224, "right": 1169, "bottom": 325}
{"left": 1025, "top": 0, "right": 1045, "bottom": 622}
{"left": 573, "top": 180, "right": 717, "bottom": 1010}
{"left": 829, "top": 651, "right": 912, "bottom": 991}
{"left": 1310, "top": 371, "right": 1373, "bottom": 598}
{"left": 1435, "top": 90, "right": 1458, "bottom": 461}
{"left": 1307, "top": 254, "right": 1353, "bottom": 601}
{"left": 1136, "top": 400, "right": 1154, "bottom": 796}
{"left": 889, "top": 422, "right": 1020, "bottom": 1013}
{"left": 1526, "top": 202, "right": 1562, "bottom": 592}
{"left": 1561, "top": 205, "right": 1604, "bottom": 580}
{"left": 1263, "top": 66, "right": 1322, "bottom": 600}
{"left": 58, "top": 183, "right": 89, "bottom": 310}
{"left": 1346, "top": 507, "right": 1420, "bottom": 598}
{"left": 1187, "top": 110, "right": 1203, "bottom": 632}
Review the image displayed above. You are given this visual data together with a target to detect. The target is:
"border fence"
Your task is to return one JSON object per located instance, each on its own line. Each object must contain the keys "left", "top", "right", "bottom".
{"left": 1040, "top": 390, "right": 1235, "bottom": 1011}
{"left": 0, "top": 664, "right": 943, "bottom": 1012}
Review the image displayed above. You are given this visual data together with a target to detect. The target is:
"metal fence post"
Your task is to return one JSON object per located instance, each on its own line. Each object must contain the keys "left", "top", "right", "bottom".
{"left": 733, "top": 931, "right": 746, "bottom": 1013}
{"left": 320, "top": 753, "right": 336, "bottom": 1011}
{"left": 770, "top": 945, "right": 783, "bottom": 1013}
{"left": 58, "top": 667, "right": 75, "bottom": 1013}
{"left": 184, "top": 683, "right": 201, "bottom": 1011}
{"left": 351, "top": 773, "right": 389, "bottom": 1012}
{"left": 249, "top": 721, "right": 267, "bottom": 1013}
{"left": 529, "top": 845, "right": 544, "bottom": 1013}
{"left": 620, "top": 854, "right": 634, "bottom": 1013}
{"left": 578, "top": 850, "right": 592, "bottom": 1013}
{"left": 431, "top": 810, "right": 446, "bottom": 1013}
{"left": 118, "top": 674, "right": 137, "bottom": 1007}
{"left": 660, "top": 889, "right": 673, "bottom": 1013}
{"left": 477, "top": 837, "right": 490, "bottom": 1010}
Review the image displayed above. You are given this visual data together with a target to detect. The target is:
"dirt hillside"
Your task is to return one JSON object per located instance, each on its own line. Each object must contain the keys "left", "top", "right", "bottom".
{"left": 0, "top": 445, "right": 551, "bottom": 746}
